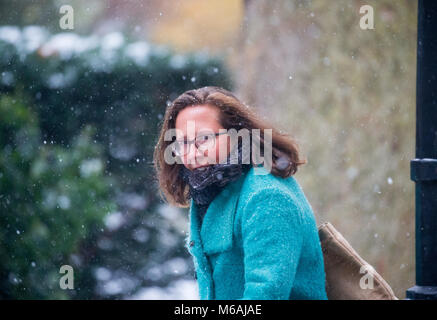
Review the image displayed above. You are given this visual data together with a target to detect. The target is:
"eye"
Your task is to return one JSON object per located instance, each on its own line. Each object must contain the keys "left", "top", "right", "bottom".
{"left": 196, "top": 135, "right": 211, "bottom": 145}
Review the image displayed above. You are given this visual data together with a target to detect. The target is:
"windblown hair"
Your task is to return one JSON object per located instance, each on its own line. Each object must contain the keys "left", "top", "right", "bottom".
{"left": 153, "top": 86, "right": 307, "bottom": 207}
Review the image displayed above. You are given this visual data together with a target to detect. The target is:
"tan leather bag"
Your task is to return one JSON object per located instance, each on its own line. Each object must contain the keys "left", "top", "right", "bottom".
{"left": 318, "top": 222, "right": 398, "bottom": 300}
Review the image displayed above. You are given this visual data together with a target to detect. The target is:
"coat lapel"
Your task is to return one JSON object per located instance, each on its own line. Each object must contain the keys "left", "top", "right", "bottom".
{"left": 186, "top": 169, "right": 248, "bottom": 299}
{"left": 186, "top": 199, "right": 214, "bottom": 299}
{"left": 200, "top": 172, "right": 247, "bottom": 255}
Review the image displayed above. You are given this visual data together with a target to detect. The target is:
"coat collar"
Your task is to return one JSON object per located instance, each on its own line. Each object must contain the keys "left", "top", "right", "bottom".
{"left": 189, "top": 168, "right": 248, "bottom": 255}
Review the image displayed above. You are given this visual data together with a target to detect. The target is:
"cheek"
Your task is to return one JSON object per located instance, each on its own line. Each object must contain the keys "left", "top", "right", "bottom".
{"left": 214, "top": 138, "right": 229, "bottom": 162}
{"left": 214, "top": 144, "right": 221, "bottom": 161}
{"left": 203, "top": 145, "right": 219, "bottom": 162}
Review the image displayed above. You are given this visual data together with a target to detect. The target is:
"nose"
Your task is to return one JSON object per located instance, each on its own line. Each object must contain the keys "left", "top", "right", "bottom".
{"left": 185, "top": 143, "right": 206, "bottom": 169}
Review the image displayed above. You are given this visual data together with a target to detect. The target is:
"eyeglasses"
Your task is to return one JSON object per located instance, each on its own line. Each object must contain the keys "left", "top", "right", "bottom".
{"left": 172, "top": 132, "right": 228, "bottom": 157}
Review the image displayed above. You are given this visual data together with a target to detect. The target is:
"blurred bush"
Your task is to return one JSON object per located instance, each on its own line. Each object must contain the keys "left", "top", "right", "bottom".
{"left": 0, "top": 93, "right": 116, "bottom": 298}
{"left": 0, "top": 26, "right": 232, "bottom": 299}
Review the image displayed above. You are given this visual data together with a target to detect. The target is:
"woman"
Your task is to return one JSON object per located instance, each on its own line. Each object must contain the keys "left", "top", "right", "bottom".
{"left": 153, "top": 86, "right": 327, "bottom": 300}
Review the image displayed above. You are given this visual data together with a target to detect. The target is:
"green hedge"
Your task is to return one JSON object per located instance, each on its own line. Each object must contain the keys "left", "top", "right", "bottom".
{"left": 0, "top": 26, "right": 233, "bottom": 299}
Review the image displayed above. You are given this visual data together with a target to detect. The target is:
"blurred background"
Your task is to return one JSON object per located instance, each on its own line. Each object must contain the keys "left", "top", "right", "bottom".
{"left": 0, "top": 0, "right": 416, "bottom": 299}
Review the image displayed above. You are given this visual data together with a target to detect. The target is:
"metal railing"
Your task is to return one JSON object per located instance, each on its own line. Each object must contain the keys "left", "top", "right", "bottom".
{"left": 406, "top": 0, "right": 437, "bottom": 300}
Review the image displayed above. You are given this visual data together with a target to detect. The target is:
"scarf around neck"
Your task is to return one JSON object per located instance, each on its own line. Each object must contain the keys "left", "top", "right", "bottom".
{"left": 179, "top": 142, "right": 251, "bottom": 222}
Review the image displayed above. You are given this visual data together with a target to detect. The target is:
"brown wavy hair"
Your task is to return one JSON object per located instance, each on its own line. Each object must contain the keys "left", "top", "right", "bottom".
{"left": 153, "top": 86, "right": 307, "bottom": 207}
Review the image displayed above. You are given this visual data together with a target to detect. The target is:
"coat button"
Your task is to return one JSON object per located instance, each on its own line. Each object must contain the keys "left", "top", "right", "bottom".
{"left": 189, "top": 240, "right": 195, "bottom": 247}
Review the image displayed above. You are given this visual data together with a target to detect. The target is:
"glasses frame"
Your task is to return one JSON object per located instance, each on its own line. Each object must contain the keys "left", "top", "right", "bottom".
{"left": 172, "top": 132, "right": 228, "bottom": 157}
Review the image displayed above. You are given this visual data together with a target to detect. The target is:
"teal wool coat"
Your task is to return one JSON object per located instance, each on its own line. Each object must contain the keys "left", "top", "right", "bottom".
{"left": 185, "top": 165, "right": 328, "bottom": 300}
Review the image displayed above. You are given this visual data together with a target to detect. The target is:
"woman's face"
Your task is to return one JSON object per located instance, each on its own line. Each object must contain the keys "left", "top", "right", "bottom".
{"left": 175, "top": 104, "right": 231, "bottom": 170}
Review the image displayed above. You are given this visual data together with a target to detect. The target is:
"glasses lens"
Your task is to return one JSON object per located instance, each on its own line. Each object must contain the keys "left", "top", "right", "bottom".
{"left": 173, "top": 141, "right": 187, "bottom": 156}
{"left": 173, "top": 133, "right": 219, "bottom": 156}
{"left": 196, "top": 134, "right": 215, "bottom": 150}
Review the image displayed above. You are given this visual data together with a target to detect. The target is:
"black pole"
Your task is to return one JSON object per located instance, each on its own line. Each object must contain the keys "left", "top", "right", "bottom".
{"left": 406, "top": 0, "right": 437, "bottom": 300}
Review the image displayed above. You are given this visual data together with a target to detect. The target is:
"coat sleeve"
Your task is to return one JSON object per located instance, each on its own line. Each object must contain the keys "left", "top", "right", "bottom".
{"left": 237, "top": 188, "right": 304, "bottom": 300}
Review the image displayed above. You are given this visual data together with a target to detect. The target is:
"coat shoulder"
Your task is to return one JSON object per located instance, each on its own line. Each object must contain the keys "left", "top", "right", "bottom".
{"left": 238, "top": 166, "right": 316, "bottom": 224}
